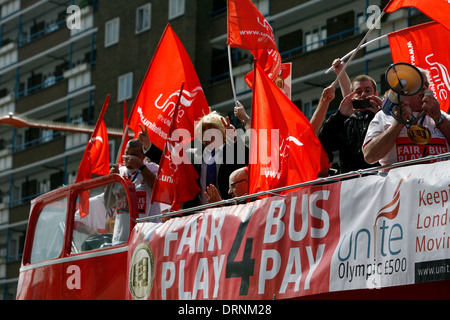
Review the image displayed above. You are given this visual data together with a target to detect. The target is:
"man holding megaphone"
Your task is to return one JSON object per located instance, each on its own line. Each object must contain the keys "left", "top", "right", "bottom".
{"left": 363, "top": 64, "right": 450, "bottom": 167}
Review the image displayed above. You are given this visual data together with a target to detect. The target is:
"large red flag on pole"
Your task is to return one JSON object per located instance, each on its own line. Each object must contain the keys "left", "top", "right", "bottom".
{"left": 227, "top": 0, "right": 281, "bottom": 87}
{"left": 384, "top": 0, "right": 450, "bottom": 31}
{"left": 388, "top": 21, "right": 450, "bottom": 112}
{"left": 150, "top": 82, "right": 200, "bottom": 211}
{"left": 249, "top": 63, "right": 329, "bottom": 195}
{"left": 127, "top": 24, "right": 210, "bottom": 150}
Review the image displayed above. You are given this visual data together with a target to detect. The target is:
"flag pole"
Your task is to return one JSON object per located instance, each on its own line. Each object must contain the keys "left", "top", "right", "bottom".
{"left": 115, "top": 100, "right": 128, "bottom": 164}
{"left": 325, "top": 33, "right": 388, "bottom": 74}
{"left": 227, "top": 45, "right": 238, "bottom": 106}
{"left": 150, "top": 82, "right": 185, "bottom": 210}
{"left": 330, "top": 11, "right": 386, "bottom": 87}
{"left": 93, "top": 94, "right": 110, "bottom": 135}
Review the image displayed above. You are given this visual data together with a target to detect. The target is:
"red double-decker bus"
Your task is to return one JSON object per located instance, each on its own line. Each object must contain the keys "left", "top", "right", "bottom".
{"left": 16, "top": 156, "right": 450, "bottom": 300}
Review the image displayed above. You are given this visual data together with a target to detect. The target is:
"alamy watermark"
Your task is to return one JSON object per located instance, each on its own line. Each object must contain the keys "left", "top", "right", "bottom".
{"left": 65, "top": 4, "right": 383, "bottom": 31}
{"left": 66, "top": 5, "right": 81, "bottom": 30}
{"left": 366, "top": 5, "right": 382, "bottom": 30}
{"left": 163, "top": 127, "right": 284, "bottom": 167}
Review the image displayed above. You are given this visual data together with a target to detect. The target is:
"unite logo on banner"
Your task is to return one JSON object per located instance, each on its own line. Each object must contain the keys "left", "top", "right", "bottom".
{"left": 388, "top": 22, "right": 450, "bottom": 112}
{"left": 332, "top": 176, "right": 409, "bottom": 290}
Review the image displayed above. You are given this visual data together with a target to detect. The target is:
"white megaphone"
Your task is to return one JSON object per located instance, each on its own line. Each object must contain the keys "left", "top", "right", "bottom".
{"left": 381, "top": 90, "right": 401, "bottom": 115}
{"left": 381, "top": 62, "right": 425, "bottom": 125}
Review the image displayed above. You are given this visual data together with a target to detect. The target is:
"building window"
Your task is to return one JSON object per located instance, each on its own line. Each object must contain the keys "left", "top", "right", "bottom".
{"left": 254, "top": 0, "right": 269, "bottom": 16}
{"left": 118, "top": 72, "right": 133, "bottom": 102}
{"left": 326, "top": 11, "right": 355, "bottom": 45}
{"left": 305, "top": 27, "right": 327, "bottom": 52}
{"left": 278, "top": 29, "right": 303, "bottom": 54}
{"left": 169, "top": 0, "right": 185, "bottom": 20}
{"left": 136, "top": 3, "right": 152, "bottom": 34}
{"left": 1, "top": 0, "right": 20, "bottom": 18}
{"left": 105, "top": 17, "right": 120, "bottom": 47}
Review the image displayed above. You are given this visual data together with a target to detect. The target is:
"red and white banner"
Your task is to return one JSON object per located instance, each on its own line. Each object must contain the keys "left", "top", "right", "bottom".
{"left": 388, "top": 22, "right": 450, "bottom": 113}
{"left": 127, "top": 160, "right": 450, "bottom": 300}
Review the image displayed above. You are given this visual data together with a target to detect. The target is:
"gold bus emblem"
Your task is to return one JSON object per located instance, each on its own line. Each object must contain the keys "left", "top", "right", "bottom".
{"left": 129, "top": 242, "right": 154, "bottom": 300}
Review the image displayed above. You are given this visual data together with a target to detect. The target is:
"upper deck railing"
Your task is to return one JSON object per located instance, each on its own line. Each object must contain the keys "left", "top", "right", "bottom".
{"left": 138, "top": 152, "right": 450, "bottom": 222}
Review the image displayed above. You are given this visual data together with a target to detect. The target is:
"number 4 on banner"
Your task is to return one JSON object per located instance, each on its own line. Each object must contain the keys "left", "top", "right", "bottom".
{"left": 225, "top": 207, "right": 256, "bottom": 296}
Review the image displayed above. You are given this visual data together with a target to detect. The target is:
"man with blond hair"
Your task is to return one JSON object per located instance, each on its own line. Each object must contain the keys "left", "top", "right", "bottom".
{"left": 184, "top": 112, "right": 249, "bottom": 209}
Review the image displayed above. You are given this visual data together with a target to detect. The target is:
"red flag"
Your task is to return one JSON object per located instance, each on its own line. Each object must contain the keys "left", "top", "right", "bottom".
{"left": 384, "top": 0, "right": 450, "bottom": 31}
{"left": 75, "top": 95, "right": 110, "bottom": 183}
{"left": 75, "top": 95, "right": 110, "bottom": 217}
{"left": 127, "top": 24, "right": 210, "bottom": 150}
{"left": 388, "top": 22, "right": 450, "bottom": 112}
{"left": 150, "top": 83, "right": 200, "bottom": 211}
{"left": 227, "top": 0, "right": 277, "bottom": 50}
{"left": 249, "top": 63, "right": 329, "bottom": 195}
{"left": 227, "top": 0, "right": 281, "bottom": 87}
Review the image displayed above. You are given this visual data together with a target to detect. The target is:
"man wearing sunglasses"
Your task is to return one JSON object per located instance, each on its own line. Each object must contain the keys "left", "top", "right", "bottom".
{"left": 205, "top": 167, "right": 248, "bottom": 203}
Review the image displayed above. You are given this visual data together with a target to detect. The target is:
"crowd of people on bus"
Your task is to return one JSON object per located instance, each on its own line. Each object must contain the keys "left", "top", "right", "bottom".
{"left": 76, "top": 57, "right": 450, "bottom": 246}
{"left": 121, "top": 57, "right": 450, "bottom": 215}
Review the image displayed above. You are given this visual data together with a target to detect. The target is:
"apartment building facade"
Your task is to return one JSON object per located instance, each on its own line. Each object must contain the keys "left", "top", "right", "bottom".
{"left": 0, "top": 0, "right": 429, "bottom": 299}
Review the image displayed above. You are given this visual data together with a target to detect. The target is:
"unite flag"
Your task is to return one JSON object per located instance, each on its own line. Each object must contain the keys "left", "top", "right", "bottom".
{"left": 127, "top": 24, "right": 210, "bottom": 151}
{"left": 227, "top": 0, "right": 281, "bottom": 87}
{"left": 388, "top": 21, "right": 450, "bottom": 112}
{"left": 150, "top": 84, "right": 201, "bottom": 211}
{"left": 249, "top": 63, "right": 329, "bottom": 195}
{"left": 384, "top": 0, "right": 450, "bottom": 31}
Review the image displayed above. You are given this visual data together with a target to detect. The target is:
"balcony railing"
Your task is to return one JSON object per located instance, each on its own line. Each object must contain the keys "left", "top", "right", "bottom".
{"left": 18, "top": 19, "right": 67, "bottom": 47}
{"left": 281, "top": 27, "right": 360, "bottom": 60}
{"left": 209, "top": 26, "right": 361, "bottom": 85}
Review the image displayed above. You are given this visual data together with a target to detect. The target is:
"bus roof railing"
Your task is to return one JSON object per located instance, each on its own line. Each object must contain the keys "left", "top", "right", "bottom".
{"left": 137, "top": 152, "right": 450, "bottom": 222}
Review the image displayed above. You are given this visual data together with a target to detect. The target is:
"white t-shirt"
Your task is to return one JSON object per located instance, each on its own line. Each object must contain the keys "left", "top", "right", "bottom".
{"left": 113, "top": 162, "right": 169, "bottom": 245}
{"left": 118, "top": 162, "right": 167, "bottom": 217}
{"left": 74, "top": 193, "right": 110, "bottom": 233}
{"left": 363, "top": 112, "right": 450, "bottom": 166}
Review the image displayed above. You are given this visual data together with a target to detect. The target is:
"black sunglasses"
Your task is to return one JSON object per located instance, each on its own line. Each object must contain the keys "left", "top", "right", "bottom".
{"left": 230, "top": 179, "right": 247, "bottom": 187}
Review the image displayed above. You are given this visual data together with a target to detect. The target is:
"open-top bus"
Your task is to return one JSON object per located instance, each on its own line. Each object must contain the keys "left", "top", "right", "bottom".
{"left": 16, "top": 155, "right": 450, "bottom": 300}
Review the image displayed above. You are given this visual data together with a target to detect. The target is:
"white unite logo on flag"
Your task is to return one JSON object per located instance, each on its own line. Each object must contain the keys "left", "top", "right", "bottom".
{"left": 425, "top": 54, "right": 450, "bottom": 101}
{"left": 155, "top": 87, "right": 203, "bottom": 122}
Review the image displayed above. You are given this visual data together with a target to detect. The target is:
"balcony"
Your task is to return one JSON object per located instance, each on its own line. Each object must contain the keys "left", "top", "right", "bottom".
{"left": 18, "top": 24, "right": 70, "bottom": 62}
{"left": 0, "top": 41, "right": 18, "bottom": 71}
{"left": 15, "top": 78, "right": 68, "bottom": 114}
{"left": 13, "top": 134, "right": 65, "bottom": 169}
